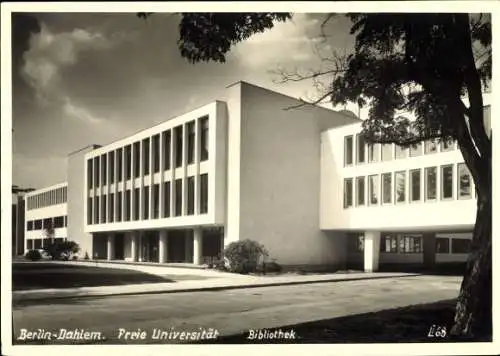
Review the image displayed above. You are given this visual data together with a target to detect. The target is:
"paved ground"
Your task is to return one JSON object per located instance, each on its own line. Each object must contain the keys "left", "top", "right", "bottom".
{"left": 12, "top": 275, "right": 461, "bottom": 344}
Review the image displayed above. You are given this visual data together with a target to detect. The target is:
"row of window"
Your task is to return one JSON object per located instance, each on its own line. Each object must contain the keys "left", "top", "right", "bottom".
{"left": 26, "top": 187, "right": 68, "bottom": 211}
{"left": 349, "top": 234, "right": 471, "bottom": 254}
{"left": 87, "top": 116, "right": 209, "bottom": 189}
{"left": 26, "top": 216, "right": 68, "bottom": 231}
{"left": 26, "top": 237, "right": 66, "bottom": 250}
{"left": 87, "top": 174, "right": 208, "bottom": 224}
{"left": 344, "top": 135, "right": 456, "bottom": 167}
{"left": 343, "top": 162, "right": 473, "bottom": 208}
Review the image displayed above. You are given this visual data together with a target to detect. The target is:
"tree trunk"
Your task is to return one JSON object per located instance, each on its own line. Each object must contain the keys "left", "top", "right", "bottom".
{"left": 450, "top": 183, "right": 492, "bottom": 340}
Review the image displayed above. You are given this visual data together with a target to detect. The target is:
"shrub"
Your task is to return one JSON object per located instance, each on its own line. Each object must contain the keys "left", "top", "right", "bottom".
{"left": 84, "top": 251, "right": 90, "bottom": 260}
{"left": 25, "top": 249, "right": 42, "bottom": 261}
{"left": 72, "top": 255, "right": 79, "bottom": 260}
{"left": 45, "top": 240, "right": 80, "bottom": 260}
{"left": 257, "top": 260, "right": 283, "bottom": 274}
{"left": 223, "top": 239, "right": 268, "bottom": 274}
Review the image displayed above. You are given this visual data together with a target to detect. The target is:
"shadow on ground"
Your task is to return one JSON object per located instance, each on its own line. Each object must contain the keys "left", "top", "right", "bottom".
{"left": 12, "top": 262, "right": 174, "bottom": 291}
{"left": 198, "top": 299, "right": 491, "bottom": 344}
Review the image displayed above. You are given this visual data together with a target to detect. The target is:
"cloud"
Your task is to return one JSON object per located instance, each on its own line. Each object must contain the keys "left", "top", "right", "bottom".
{"left": 62, "top": 97, "right": 103, "bottom": 124}
{"left": 21, "top": 23, "right": 115, "bottom": 104}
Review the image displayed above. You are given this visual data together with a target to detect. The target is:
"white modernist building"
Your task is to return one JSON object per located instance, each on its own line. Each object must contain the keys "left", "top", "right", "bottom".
{"left": 25, "top": 82, "right": 488, "bottom": 271}
{"left": 24, "top": 182, "right": 68, "bottom": 250}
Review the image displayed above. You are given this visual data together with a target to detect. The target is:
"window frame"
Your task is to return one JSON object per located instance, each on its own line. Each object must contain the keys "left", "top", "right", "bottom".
{"left": 425, "top": 166, "right": 438, "bottom": 201}
{"left": 440, "top": 164, "right": 454, "bottom": 200}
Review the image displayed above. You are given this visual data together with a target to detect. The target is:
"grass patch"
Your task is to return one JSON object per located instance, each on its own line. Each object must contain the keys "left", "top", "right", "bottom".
{"left": 12, "top": 262, "right": 175, "bottom": 290}
{"left": 204, "top": 299, "right": 491, "bottom": 343}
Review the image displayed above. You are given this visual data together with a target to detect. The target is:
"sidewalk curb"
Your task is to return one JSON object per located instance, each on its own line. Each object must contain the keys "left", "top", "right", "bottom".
{"left": 13, "top": 274, "right": 420, "bottom": 304}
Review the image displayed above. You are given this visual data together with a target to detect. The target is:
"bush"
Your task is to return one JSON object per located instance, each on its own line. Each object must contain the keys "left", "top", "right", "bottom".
{"left": 44, "top": 240, "right": 80, "bottom": 260}
{"left": 25, "top": 249, "right": 42, "bottom": 261}
{"left": 84, "top": 251, "right": 90, "bottom": 260}
{"left": 223, "top": 239, "right": 268, "bottom": 274}
{"left": 72, "top": 255, "right": 79, "bottom": 260}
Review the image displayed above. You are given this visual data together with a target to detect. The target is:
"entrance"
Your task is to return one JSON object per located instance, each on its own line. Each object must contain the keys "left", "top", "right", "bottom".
{"left": 142, "top": 231, "right": 159, "bottom": 262}
{"left": 114, "top": 233, "right": 125, "bottom": 260}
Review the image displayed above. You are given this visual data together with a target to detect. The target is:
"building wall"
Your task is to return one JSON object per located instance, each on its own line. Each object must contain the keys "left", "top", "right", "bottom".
{"left": 321, "top": 122, "right": 477, "bottom": 232}
{"left": 228, "top": 82, "right": 359, "bottom": 266}
{"left": 68, "top": 146, "right": 97, "bottom": 258}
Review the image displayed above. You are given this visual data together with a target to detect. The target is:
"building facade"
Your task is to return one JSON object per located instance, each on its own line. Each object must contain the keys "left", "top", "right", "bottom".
{"left": 23, "top": 82, "right": 487, "bottom": 272}
{"left": 24, "top": 182, "right": 68, "bottom": 250}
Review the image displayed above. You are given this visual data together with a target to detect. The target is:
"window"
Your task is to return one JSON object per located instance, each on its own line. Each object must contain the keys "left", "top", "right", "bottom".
{"left": 63, "top": 186, "right": 67, "bottom": 202}
{"left": 368, "top": 175, "right": 379, "bottom": 205}
{"left": 27, "top": 221, "right": 33, "bottom": 231}
{"left": 133, "top": 142, "right": 141, "bottom": 178}
{"left": 381, "top": 144, "right": 393, "bottom": 162}
{"left": 87, "top": 160, "right": 93, "bottom": 189}
{"left": 117, "top": 148, "right": 123, "bottom": 181}
{"left": 163, "top": 181, "right": 171, "bottom": 218}
{"left": 381, "top": 234, "right": 398, "bottom": 252}
{"left": 424, "top": 139, "right": 438, "bottom": 154}
{"left": 102, "top": 154, "right": 107, "bottom": 185}
{"left": 163, "top": 130, "right": 171, "bottom": 170}
{"left": 125, "top": 145, "right": 132, "bottom": 179}
{"left": 441, "top": 138, "right": 455, "bottom": 152}
{"left": 133, "top": 188, "right": 140, "bottom": 220}
{"left": 409, "top": 143, "right": 422, "bottom": 157}
{"left": 382, "top": 173, "right": 392, "bottom": 204}
{"left": 436, "top": 238, "right": 450, "bottom": 253}
{"left": 143, "top": 186, "right": 150, "bottom": 219}
{"left": 441, "top": 165, "right": 453, "bottom": 200}
{"left": 368, "top": 143, "right": 380, "bottom": 163}
{"left": 452, "top": 238, "right": 471, "bottom": 254}
{"left": 43, "top": 218, "right": 52, "bottom": 229}
{"left": 187, "top": 121, "right": 195, "bottom": 164}
{"left": 64, "top": 216, "right": 68, "bottom": 227}
{"left": 27, "top": 239, "right": 33, "bottom": 250}
{"left": 109, "top": 152, "right": 115, "bottom": 182}
{"left": 143, "top": 138, "right": 150, "bottom": 175}
{"left": 356, "top": 177, "right": 365, "bottom": 206}
{"left": 153, "top": 184, "right": 159, "bottom": 219}
{"left": 356, "top": 134, "right": 365, "bottom": 164}
{"left": 34, "top": 239, "right": 41, "bottom": 249}
{"left": 53, "top": 216, "right": 64, "bottom": 228}
{"left": 425, "top": 167, "right": 437, "bottom": 201}
{"left": 187, "top": 176, "right": 195, "bottom": 215}
{"left": 34, "top": 219, "right": 42, "bottom": 230}
{"left": 399, "top": 235, "right": 423, "bottom": 253}
{"left": 458, "top": 163, "right": 472, "bottom": 199}
{"left": 109, "top": 193, "right": 114, "bottom": 223}
{"left": 87, "top": 198, "right": 93, "bottom": 224}
{"left": 200, "top": 116, "right": 209, "bottom": 161}
{"left": 94, "top": 156, "right": 100, "bottom": 188}
{"left": 175, "top": 126, "right": 183, "bottom": 168}
{"left": 348, "top": 233, "right": 364, "bottom": 252}
{"left": 410, "top": 169, "right": 421, "bottom": 202}
{"left": 343, "top": 178, "right": 353, "bottom": 208}
{"left": 125, "top": 190, "right": 131, "bottom": 221}
{"left": 116, "top": 192, "right": 122, "bottom": 222}
{"left": 200, "top": 174, "right": 208, "bottom": 214}
{"left": 175, "top": 179, "right": 183, "bottom": 216}
{"left": 153, "top": 134, "right": 160, "bottom": 173}
{"left": 344, "top": 135, "right": 354, "bottom": 166}
{"left": 395, "top": 171, "right": 406, "bottom": 203}
{"left": 101, "top": 195, "right": 107, "bottom": 223}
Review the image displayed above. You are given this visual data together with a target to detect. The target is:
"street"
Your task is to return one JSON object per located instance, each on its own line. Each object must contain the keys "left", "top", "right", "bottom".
{"left": 12, "top": 275, "right": 461, "bottom": 344}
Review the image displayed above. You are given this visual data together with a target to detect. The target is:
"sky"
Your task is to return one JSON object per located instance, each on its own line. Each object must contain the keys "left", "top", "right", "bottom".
{"left": 11, "top": 12, "right": 355, "bottom": 190}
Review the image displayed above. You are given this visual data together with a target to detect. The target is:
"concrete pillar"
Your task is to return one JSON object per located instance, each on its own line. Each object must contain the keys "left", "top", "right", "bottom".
{"left": 138, "top": 232, "right": 143, "bottom": 262}
{"left": 423, "top": 232, "right": 436, "bottom": 269}
{"left": 131, "top": 232, "right": 137, "bottom": 262}
{"left": 364, "top": 231, "right": 381, "bottom": 272}
{"left": 106, "top": 235, "right": 115, "bottom": 261}
{"left": 159, "top": 230, "right": 168, "bottom": 263}
{"left": 193, "top": 228, "right": 203, "bottom": 265}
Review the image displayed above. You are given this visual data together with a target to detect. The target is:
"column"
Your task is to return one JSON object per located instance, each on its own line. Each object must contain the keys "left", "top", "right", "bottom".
{"left": 193, "top": 228, "right": 203, "bottom": 265}
{"left": 423, "top": 232, "right": 436, "bottom": 269}
{"left": 131, "top": 232, "right": 137, "bottom": 262}
{"left": 159, "top": 132, "right": 165, "bottom": 218}
{"left": 149, "top": 136, "right": 154, "bottom": 219}
{"left": 138, "top": 231, "right": 143, "bottom": 262}
{"left": 159, "top": 230, "right": 168, "bottom": 263}
{"left": 364, "top": 231, "right": 381, "bottom": 272}
{"left": 107, "top": 235, "right": 115, "bottom": 260}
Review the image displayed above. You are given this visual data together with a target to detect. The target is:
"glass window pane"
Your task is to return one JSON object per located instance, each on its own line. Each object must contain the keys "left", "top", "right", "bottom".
{"left": 382, "top": 173, "right": 392, "bottom": 204}
{"left": 436, "top": 238, "right": 450, "bottom": 253}
{"left": 344, "top": 178, "right": 353, "bottom": 208}
{"left": 356, "top": 134, "right": 365, "bottom": 164}
{"left": 368, "top": 144, "right": 380, "bottom": 163}
{"left": 410, "top": 143, "right": 422, "bottom": 157}
{"left": 424, "top": 139, "right": 438, "bottom": 154}
{"left": 425, "top": 167, "right": 437, "bottom": 200}
{"left": 441, "top": 165, "right": 453, "bottom": 199}
{"left": 344, "top": 136, "right": 353, "bottom": 166}
{"left": 410, "top": 169, "right": 421, "bottom": 202}
{"left": 356, "top": 176, "right": 365, "bottom": 206}
{"left": 395, "top": 171, "right": 406, "bottom": 203}
{"left": 458, "top": 163, "right": 472, "bottom": 199}
{"left": 381, "top": 144, "right": 393, "bottom": 162}
{"left": 368, "top": 175, "right": 379, "bottom": 205}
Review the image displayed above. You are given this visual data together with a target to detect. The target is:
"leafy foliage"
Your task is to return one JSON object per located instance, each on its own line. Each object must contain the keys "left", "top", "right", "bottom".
{"left": 223, "top": 239, "right": 268, "bottom": 274}
{"left": 25, "top": 249, "right": 42, "bottom": 261}
{"left": 45, "top": 240, "right": 80, "bottom": 260}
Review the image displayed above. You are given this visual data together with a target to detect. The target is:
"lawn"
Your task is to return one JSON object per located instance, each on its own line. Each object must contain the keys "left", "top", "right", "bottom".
{"left": 207, "top": 299, "right": 491, "bottom": 343}
{"left": 12, "top": 262, "right": 178, "bottom": 291}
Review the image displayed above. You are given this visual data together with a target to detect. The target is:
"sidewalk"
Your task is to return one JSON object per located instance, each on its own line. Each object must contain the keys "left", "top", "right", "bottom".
{"left": 12, "top": 271, "right": 418, "bottom": 303}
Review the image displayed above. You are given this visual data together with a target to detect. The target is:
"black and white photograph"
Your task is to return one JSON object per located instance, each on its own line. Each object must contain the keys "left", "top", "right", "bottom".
{"left": 1, "top": 2, "right": 498, "bottom": 355}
